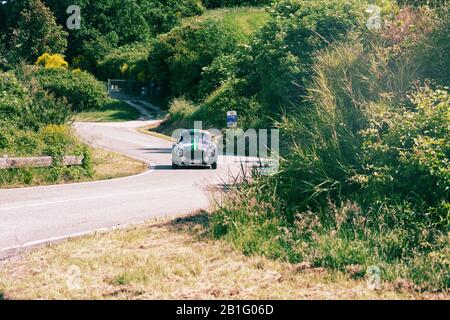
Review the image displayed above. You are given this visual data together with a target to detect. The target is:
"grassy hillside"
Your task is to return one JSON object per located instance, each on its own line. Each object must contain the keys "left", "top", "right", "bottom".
{"left": 74, "top": 100, "right": 141, "bottom": 122}
{"left": 183, "top": 7, "right": 271, "bottom": 43}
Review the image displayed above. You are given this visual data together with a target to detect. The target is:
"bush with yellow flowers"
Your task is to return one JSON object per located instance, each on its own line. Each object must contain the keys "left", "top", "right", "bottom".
{"left": 35, "top": 53, "right": 68, "bottom": 69}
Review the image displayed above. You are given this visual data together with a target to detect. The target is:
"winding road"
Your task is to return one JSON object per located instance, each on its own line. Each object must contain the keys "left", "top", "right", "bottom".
{"left": 0, "top": 118, "right": 250, "bottom": 259}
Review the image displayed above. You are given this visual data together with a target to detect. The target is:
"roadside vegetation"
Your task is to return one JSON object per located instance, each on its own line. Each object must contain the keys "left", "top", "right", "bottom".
{"left": 207, "top": 1, "right": 450, "bottom": 292}
{"left": 0, "top": 58, "right": 147, "bottom": 188}
{"left": 0, "top": 0, "right": 448, "bottom": 296}
{"left": 0, "top": 214, "right": 447, "bottom": 300}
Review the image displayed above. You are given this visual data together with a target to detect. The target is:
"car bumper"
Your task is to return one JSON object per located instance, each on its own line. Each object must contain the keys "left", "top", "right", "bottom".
{"left": 172, "top": 151, "right": 217, "bottom": 166}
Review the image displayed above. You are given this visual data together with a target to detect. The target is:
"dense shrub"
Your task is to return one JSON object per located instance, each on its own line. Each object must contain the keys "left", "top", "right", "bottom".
{"left": 96, "top": 43, "right": 151, "bottom": 81}
{"left": 40, "top": 0, "right": 204, "bottom": 73}
{"left": 359, "top": 87, "right": 449, "bottom": 212}
{"left": 1, "top": 70, "right": 69, "bottom": 131}
{"left": 0, "top": 0, "right": 67, "bottom": 63}
{"left": 148, "top": 20, "right": 241, "bottom": 100}
{"left": 137, "top": 0, "right": 205, "bottom": 35}
{"left": 0, "top": 72, "right": 27, "bottom": 123}
{"left": 198, "top": 54, "right": 237, "bottom": 99}
{"left": 34, "top": 68, "right": 107, "bottom": 111}
{"left": 193, "top": 0, "right": 366, "bottom": 129}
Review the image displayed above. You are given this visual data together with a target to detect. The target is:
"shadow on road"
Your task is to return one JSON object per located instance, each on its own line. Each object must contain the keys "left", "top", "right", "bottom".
{"left": 139, "top": 148, "right": 172, "bottom": 154}
{"left": 152, "top": 165, "right": 213, "bottom": 171}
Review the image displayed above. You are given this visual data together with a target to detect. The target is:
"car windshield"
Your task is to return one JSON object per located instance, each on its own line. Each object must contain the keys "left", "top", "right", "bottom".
{"left": 179, "top": 131, "right": 211, "bottom": 144}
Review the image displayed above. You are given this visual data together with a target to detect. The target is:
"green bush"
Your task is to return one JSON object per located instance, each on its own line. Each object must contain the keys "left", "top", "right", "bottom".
{"left": 0, "top": 71, "right": 27, "bottom": 123}
{"left": 193, "top": 0, "right": 366, "bottom": 130}
{"left": 24, "top": 88, "right": 71, "bottom": 130}
{"left": 39, "top": 0, "right": 204, "bottom": 73}
{"left": 148, "top": 19, "right": 241, "bottom": 100}
{"left": 198, "top": 54, "right": 237, "bottom": 99}
{"left": 203, "top": 79, "right": 266, "bottom": 128}
{"left": 96, "top": 42, "right": 151, "bottom": 81}
{"left": 34, "top": 68, "right": 107, "bottom": 111}
{"left": 359, "top": 87, "right": 449, "bottom": 212}
{"left": 0, "top": 70, "right": 71, "bottom": 130}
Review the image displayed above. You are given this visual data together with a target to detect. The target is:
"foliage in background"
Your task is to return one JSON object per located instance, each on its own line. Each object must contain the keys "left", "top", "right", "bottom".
{"left": 96, "top": 43, "right": 151, "bottom": 81}
{"left": 147, "top": 20, "right": 241, "bottom": 100}
{"left": 0, "top": 0, "right": 67, "bottom": 64}
{"left": 38, "top": 0, "right": 205, "bottom": 73}
{"left": 164, "top": 0, "right": 366, "bottom": 129}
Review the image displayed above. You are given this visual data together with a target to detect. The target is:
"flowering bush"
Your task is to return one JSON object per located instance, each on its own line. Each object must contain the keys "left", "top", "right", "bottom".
{"left": 35, "top": 53, "right": 68, "bottom": 69}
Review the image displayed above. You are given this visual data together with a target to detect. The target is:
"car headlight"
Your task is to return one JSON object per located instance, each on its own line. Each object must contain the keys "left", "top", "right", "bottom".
{"left": 174, "top": 146, "right": 183, "bottom": 157}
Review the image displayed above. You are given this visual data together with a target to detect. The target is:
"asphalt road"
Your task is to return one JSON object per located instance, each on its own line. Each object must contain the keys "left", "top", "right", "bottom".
{"left": 0, "top": 120, "right": 250, "bottom": 258}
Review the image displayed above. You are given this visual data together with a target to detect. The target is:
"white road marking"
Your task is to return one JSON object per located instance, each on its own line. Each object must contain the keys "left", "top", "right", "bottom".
{"left": 0, "top": 185, "right": 188, "bottom": 212}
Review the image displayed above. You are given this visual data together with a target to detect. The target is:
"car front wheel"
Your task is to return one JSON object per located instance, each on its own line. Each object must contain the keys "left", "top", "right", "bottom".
{"left": 211, "top": 162, "right": 217, "bottom": 170}
{"left": 172, "top": 163, "right": 178, "bottom": 169}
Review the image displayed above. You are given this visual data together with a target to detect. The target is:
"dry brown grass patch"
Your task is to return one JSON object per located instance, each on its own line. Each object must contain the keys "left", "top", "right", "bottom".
{"left": 0, "top": 213, "right": 447, "bottom": 300}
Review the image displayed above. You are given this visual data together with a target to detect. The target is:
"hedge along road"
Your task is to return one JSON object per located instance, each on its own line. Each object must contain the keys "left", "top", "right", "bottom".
{"left": 0, "top": 119, "right": 255, "bottom": 258}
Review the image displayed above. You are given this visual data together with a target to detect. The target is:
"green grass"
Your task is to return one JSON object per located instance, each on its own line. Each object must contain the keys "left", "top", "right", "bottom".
{"left": 183, "top": 7, "right": 271, "bottom": 43}
{"left": 74, "top": 99, "right": 141, "bottom": 122}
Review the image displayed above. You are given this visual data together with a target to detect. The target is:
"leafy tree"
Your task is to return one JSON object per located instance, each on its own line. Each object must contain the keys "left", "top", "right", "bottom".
{"left": 33, "top": 68, "right": 107, "bottom": 112}
{"left": 148, "top": 20, "right": 240, "bottom": 99}
{"left": 201, "top": 0, "right": 365, "bottom": 119}
{"left": 137, "top": 0, "right": 204, "bottom": 35}
{"left": 5, "top": 0, "right": 67, "bottom": 63}
{"left": 42, "top": 0, "right": 204, "bottom": 72}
